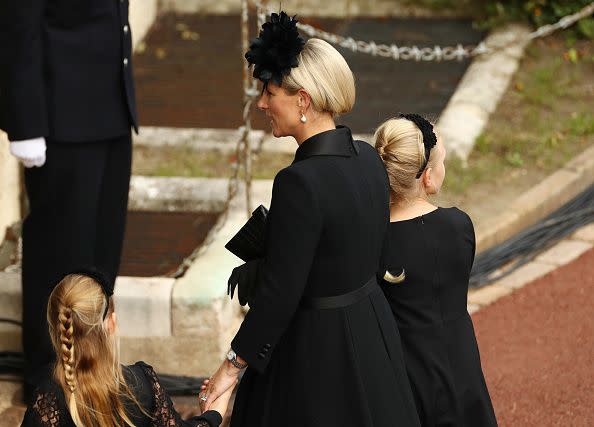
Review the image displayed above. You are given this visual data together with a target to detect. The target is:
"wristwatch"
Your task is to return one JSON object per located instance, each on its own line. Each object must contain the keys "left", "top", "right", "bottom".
{"left": 226, "top": 349, "right": 248, "bottom": 369}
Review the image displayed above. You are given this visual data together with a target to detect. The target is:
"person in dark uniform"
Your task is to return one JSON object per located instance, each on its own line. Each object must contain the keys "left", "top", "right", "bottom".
{"left": 374, "top": 115, "right": 498, "bottom": 426}
{"left": 198, "top": 13, "right": 420, "bottom": 427}
{"left": 0, "top": 0, "right": 137, "bottom": 402}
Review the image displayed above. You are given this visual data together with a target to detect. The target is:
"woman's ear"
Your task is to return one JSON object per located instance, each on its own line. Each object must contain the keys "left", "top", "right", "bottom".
{"left": 297, "top": 89, "right": 311, "bottom": 112}
{"left": 106, "top": 311, "right": 117, "bottom": 335}
{"left": 422, "top": 167, "right": 433, "bottom": 192}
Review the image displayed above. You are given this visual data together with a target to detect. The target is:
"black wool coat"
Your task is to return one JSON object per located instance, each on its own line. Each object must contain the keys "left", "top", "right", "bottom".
{"left": 230, "top": 126, "right": 420, "bottom": 427}
{"left": 0, "top": 0, "right": 137, "bottom": 142}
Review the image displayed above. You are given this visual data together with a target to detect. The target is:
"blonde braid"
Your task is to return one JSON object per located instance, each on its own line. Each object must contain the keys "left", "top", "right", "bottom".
{"left": 58, "top": 306, "right": 76, "bottom": 393}
{"left": 49, "top": 274, "right": 147, "bottom": 427}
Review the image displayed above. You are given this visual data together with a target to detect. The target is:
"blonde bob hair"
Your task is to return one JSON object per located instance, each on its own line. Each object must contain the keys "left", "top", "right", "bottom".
{"left": 282, "top": 38, "right": 355, "bottom": 116}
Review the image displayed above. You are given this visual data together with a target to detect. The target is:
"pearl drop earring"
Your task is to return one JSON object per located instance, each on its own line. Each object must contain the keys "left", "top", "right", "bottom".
{"left": 300, "top": 112, "right": 307, "bottom": 123}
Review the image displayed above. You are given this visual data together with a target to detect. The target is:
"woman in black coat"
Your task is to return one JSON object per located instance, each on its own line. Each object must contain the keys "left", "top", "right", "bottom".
{"left": 198, "top": 13, "right": 420, "bottom": 427}
{"left": 374, "top": 115, "right": 498, "bottom": 426}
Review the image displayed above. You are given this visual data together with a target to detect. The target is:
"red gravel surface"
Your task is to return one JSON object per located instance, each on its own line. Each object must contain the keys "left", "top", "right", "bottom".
{"left": 472, "top": 247, "right": 594, "bottom": 426}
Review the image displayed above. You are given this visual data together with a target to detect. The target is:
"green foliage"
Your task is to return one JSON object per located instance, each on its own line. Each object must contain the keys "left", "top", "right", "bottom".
{"left": 568, "top": 112, "right": 594, "bottom": 136}
{"left": 443, "top": 34, "right": 593, "bottom": 199}
{"left": 505, "top": 151, "right": 525, "bottom": 166}
{"left": 481, "top": 1, "right": 594, "bottom": 39}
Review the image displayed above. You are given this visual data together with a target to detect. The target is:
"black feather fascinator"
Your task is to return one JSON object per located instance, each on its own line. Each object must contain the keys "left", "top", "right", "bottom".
{"left": 245, "top": 11, "right": 305, "bottom": 86}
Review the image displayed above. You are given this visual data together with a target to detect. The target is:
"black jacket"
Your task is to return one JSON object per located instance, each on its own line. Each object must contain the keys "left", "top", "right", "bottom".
{"left": 0, "top": 0, "right": 137, "bottom": 142}
{"left": 231, "top": 126, "right": 391, "bottom": 372}
{"left": 229, "top": 126, "right": 421, "bottom": 426}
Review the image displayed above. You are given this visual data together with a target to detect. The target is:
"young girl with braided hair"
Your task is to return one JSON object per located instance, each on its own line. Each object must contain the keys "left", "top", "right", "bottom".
{"left": 375, "top": 115, "right": 498, "bottom": 427}
{"left": 21, "top": 271, "right": 232, "bottom": 427}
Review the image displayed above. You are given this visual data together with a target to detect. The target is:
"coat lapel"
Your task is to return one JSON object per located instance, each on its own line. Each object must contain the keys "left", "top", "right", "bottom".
{"left": 293, "top": 126, "right": 359, "bottom": 164}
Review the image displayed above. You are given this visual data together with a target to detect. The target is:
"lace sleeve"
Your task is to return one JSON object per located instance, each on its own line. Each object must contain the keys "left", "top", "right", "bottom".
{"left": 140, "top": 363, "right": 222, "bottom": 427}
{"left": 21, "top": 391, "right": 61, "bottom": 427}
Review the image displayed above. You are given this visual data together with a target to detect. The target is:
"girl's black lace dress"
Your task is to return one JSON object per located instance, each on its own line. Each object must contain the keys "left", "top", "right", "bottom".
{"left": 21, "top": 362, "right": 222, "bottom": 427}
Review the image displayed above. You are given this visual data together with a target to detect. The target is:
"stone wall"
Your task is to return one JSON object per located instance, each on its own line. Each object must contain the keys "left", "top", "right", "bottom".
{"left": 130, "top": 0, "right": 159, "bottom": 48}
{"left": 0, "top": 133, "right": 20, "bottom": 241}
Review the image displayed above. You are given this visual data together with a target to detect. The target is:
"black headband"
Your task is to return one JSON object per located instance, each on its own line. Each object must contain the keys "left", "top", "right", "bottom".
{"left": 398, "top": 113, "right": 437, "bottom": 178}
{"left": 65, "top": 267, "right": 113, "bottom": 319}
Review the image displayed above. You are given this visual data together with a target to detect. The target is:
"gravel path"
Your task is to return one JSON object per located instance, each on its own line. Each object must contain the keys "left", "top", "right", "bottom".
{"left": 473, "top": 247, "right": 593, "bottom": 426}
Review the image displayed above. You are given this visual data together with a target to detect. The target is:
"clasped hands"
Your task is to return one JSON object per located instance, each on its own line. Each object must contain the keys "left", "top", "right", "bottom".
{"left": 196, "top": 261, "right": 259, "bottom": 414}
{"left": 198, "top": 359, "right": 241, "bottom": 414}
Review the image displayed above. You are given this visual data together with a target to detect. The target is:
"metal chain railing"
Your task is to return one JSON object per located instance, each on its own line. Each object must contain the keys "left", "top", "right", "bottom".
{"left": 219, "top": 0, "right": 266, "bottom": 223}
{"left": 169, "top": 1, "right": 267, "bottom": 278}
{"left": 253, "top": 0, "right": 594, "bottom": 61}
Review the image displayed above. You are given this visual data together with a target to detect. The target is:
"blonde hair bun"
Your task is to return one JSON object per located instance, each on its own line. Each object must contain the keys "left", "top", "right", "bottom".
{"left": 373, "top": 116, "right": 436, "bottom": 201}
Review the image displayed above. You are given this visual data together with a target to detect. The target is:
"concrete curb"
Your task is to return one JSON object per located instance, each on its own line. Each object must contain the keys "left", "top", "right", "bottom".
{"left": 437, "top": 23, "right": 532, "bottom": 160}
{"left": 133, "top": 125, "right": 373, "bottom": 155}
{"left": 467, "top": 223, "right": 594, "bottom": 313}
{"left": 475, "top": 143, "right": 594, "bottom": 253}
{"left": 129, "top": 175, "right": 228, "bottom": 212}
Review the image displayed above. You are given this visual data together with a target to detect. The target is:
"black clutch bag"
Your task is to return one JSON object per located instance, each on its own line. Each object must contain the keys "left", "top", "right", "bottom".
{"left": 225, "top": 204, "right": 268, "bottom": 261}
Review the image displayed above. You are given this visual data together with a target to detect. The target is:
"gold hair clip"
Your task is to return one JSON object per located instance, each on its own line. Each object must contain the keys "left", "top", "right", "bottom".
{"left": 383, "top": 269, "right": 405, "bottom": 284}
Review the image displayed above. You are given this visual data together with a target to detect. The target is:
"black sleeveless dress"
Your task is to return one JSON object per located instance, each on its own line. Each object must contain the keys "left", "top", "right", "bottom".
{"left": 380, "top": 207, "right": 498, "bottom": 427}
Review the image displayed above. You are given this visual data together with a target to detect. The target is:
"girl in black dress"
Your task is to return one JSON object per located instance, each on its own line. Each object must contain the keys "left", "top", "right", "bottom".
{"left": 374, "top": 115, "right": 498, "bottom": 426}
{"left": 198, "top": 12, "right": 420, "bottom": 427}
{"left": 21, "top": 271, "right": 232, "bottom": 427}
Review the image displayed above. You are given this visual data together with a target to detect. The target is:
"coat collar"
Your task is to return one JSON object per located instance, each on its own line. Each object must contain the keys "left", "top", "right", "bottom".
{"left": 292, "top": 126, "right": 359, "bottom": 164}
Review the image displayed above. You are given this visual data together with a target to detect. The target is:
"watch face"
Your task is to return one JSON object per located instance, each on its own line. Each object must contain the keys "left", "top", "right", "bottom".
{"left": 227, "top": 350, "right": 235, "bottom": 360}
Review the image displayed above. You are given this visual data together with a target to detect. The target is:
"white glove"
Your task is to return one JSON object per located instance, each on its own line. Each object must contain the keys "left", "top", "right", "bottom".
{"left": 9, "top": 137, "right": 47, "bottom": 168}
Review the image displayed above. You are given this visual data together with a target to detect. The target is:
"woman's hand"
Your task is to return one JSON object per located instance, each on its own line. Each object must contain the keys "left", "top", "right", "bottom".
{"left": 227, "top": 259, "right": 262, "bottom": 306}
{"left": 199, "top": 378, "right": 236, "bottom": 417}
{"left": 199, "top": 360, "right": 241, "bottom": 412}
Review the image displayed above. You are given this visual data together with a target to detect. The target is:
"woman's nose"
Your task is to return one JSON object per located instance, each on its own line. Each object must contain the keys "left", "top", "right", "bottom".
{"left": 257, "top": 95, "right": 267, "bottom": 110}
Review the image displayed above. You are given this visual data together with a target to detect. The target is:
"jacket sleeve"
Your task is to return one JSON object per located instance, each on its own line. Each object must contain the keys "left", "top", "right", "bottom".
{"left": 0, "top": 0, "right": 48, "bottom": 140}
{"left": 231, "top": 167, "right": 322, "bottom": 372}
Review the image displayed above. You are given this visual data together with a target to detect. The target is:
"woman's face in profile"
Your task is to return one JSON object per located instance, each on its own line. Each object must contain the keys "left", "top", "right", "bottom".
{"left": 257, "top": 83, "right": 301, "bottom": 138}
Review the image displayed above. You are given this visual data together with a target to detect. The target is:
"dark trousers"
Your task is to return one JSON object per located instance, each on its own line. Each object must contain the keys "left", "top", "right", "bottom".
{"left": 21, "top": 133, "right": 132, "bottom": 393}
